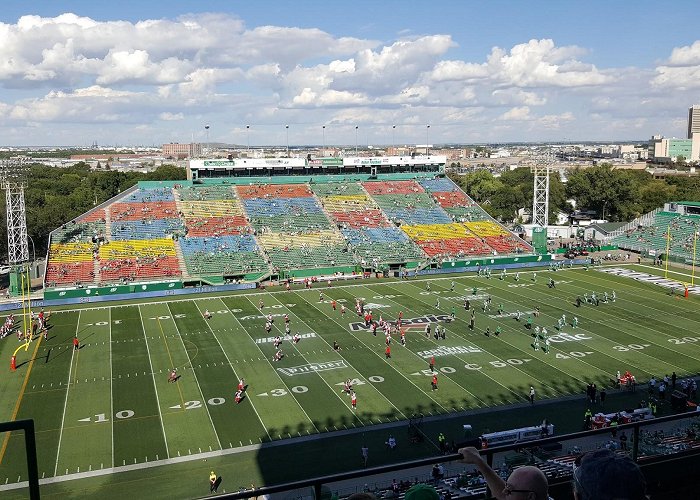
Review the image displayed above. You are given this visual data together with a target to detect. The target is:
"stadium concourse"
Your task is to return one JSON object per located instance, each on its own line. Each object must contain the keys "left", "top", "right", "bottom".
{"left": 43, "top": 174, "right": 533, "bottom": 292}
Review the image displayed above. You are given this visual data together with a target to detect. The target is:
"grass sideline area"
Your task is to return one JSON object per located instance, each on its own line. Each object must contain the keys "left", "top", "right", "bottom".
{"left": 0, "top": 263, "right": 698, "bottom": 498}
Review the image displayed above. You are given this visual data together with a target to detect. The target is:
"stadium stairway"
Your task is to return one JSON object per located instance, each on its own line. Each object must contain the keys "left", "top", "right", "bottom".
{"left": 104, "top": 208, "right": 112, "bottom": 240}
{"left": 174, "top": 241, "right": 190, "bottom": 279}
{"left": 93, "top": 258, "right": 101, "bottom": 284}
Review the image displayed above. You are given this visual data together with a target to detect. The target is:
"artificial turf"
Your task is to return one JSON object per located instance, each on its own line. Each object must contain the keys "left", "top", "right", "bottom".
{"left": 0, "top": 262, "right": 698, "bottom": 498}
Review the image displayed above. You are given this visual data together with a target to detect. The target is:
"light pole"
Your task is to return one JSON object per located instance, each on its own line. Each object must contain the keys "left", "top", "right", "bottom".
{"left": 355, "top": 126, "right": 359, "bottom": 155}
{"left": 426, "top": 125, "right": 430, "bottom": 156}
{"left": 322, "top": 125, "right": 326, "bottom": 152}
{"left": 205, "top": 125, "right": 210, "bottom": 155}
{"left": 392, "top": 125, "right": 396, "bottom": 153}
{"left": 602, "top": 200, "right": 608, "bottom": 221}
{"left": 246, "top": 125, "right": 250, "bottom": 153}
{"left": 285, "top": 125, "right": 289, "bottom": 157}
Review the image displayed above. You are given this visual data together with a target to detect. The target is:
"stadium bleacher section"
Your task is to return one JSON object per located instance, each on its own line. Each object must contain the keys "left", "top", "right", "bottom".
{"left": 612, "top": 211, "right": 700, "bottom": 261}
{"left": 98, "top": 238, "right": 180, "bottom": 283}
{"left": 44, "top": 176, "right": 535, "bottom": 289}
{"left": 179, "top": 235, "right": 268, "bottom": 277}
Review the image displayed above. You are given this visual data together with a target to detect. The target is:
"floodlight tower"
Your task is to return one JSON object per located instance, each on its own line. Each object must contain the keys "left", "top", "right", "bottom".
{"left": 0, "top": 158, "right": 30, "bottom": 269}
{"left": 531, "top": 150, "right": 553, "bottom": 228}
{"left": 529, "top": 151, "right": 553, "bottom": 254}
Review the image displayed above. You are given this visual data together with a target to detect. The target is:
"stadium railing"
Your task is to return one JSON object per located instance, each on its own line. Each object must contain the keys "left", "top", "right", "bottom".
{"left": 0, "top": 419, "right": 39, "bottom": 499}
{"left": 208, "top": 410, "right": 700, "bottom": 500}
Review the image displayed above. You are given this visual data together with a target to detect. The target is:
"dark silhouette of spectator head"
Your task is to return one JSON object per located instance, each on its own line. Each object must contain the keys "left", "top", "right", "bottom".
{"left": 573, "top": 449, "right": 647, "bottom": 500}
{"left": 348, "top": 493, "right": 377, "bottom": 500}
{"left": 404, "top": 484, "right": 439, "bottom": 500}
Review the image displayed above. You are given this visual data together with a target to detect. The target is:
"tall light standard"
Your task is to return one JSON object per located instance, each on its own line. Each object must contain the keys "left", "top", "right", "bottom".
{"left": 322, "top": 125, "right": 326, "bottom": 152}
{"left": 392, "top": 125, "right": 396, "bottom": 153}
{"left": 27, "top": 234, "right": 36, "bottom": 271}
{"left": 426, "top": 125, "right": 430, "bottom": 156}
{"left": 285, "top": 125, "right": 289, "bottom": 157}
{"left": 355, "top": 126, "right": 359, "bottom": 155}
{"left": 205, "top": 125, "right": 210, "bottom": 155}
{"left": 246, "top": 125, "right": 250, "bottom": 154}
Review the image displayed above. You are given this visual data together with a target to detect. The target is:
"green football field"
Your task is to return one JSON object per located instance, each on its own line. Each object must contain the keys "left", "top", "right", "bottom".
{"left": 0, "top": 263, "right": 698, "bottom": 498}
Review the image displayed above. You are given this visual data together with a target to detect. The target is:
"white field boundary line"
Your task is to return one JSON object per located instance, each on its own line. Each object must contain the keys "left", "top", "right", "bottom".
{"left": 2, "top": 263, "right": 630, "bottom": 319}
{"left": 208, "top": 297, "right": 320, "bottom": 434}
{"left": 165, "top": 303, "right": 223, "bottom": 451}
{"left": 137, "top": 305, "right": 170, "bottom": 459}
{"left": 0, "top": 376, "right": 616, "bottom": 491}
{"left": 191, "top": 300, "right": 272, "bottom": 442}
{"left": 53, "top": 311, "right": 79, "bottom": 477}
{"left": 109, "top": 307, "right": 115, "bottom": 468}
{"left": 249, "top": 293, "right": 407, "bottom": 423}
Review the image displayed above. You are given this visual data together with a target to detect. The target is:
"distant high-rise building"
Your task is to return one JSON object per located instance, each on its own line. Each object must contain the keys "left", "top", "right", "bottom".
{"left": 688, "top": 105, "right": 700, "bottom": 138}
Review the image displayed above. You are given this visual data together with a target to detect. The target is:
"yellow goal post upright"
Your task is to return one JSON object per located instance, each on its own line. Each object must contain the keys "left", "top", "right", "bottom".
{"left": 11, "top": 268, "right": 32, "bottom": 371}
{"left": 664, "top": 225, "right": 671, "bottom": 280}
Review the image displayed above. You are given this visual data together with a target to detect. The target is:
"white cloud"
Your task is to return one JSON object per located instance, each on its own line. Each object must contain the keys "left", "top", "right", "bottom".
{"left": 666, "top": 41, "right": 700, "bottom": 66}
{"left": 500, "top": 106, "right": 531, "bottom": 121}
{"left": 159, "top": 112, "right": 184, "bottom": 121}
{"left": 0, "top": 12, "right": 692, "bottom": 144}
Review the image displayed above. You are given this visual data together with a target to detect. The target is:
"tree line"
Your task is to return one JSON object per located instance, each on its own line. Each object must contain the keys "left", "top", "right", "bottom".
{"left": 0, "top": 163, "right": 186, "bottom": 262}
{"left": 449, "top": 164, "right": 700, "bottom": 224}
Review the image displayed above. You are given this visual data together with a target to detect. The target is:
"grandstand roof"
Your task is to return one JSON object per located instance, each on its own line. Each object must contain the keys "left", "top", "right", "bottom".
{"left": 676, "top": 201, "right": 700, "bottom": 207}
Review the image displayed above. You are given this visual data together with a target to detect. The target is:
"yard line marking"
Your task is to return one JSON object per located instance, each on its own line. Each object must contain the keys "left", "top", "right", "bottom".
{"left": 294, "top": 292, "right": 449, "bottom": 412}
{"left": 108, "top": 307, "right": 114, "bottom": 469}
{"left": 503, "top": 271, "right": 693, "bottom": 375}
{"left": 0, "top": 324, "right": 45, "bottom": 465}
{"left": 213, "top": 298, "right": 318, "bottom": 434}
{"left": 256, "top": 293, "right": 408, "bottom": 420}
{"left": 385, "top": 280, "right": 552, "bottom": 399}
{"left": 154, "top": 313, "right": 186, "bottom": 411}
{"left": 137, "top": 306, "right": 170, "bottom": 460}
{"left": 54, "top": 310, "right": 80, "bottom": 477}
{"left": 193, "top": 300, "right": 275, "bottom": 440}
{"left": 165, "top": 303, "right": 222, "bottom": 450}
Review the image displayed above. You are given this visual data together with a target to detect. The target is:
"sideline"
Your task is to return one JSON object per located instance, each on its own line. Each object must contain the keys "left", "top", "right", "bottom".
{"left": 0, "top": 334, "right": 44, "bottom": 465}
{"left": 0, "top": 386, "right": 601, "bottom": 492}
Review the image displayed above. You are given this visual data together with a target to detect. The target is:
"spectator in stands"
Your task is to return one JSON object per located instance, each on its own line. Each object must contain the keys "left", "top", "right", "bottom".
{"left": 458, "top": 446, "right": 549, "bottom": 500}
{"left": 404, "top": 484, "right": 439, "bottom": 500}
{"left": 572, "top": 448, "right": 647, "bottom": 500}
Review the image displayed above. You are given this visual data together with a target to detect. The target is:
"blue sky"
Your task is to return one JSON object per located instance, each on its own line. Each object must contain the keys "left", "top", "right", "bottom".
{"left": 0, "top": 0, "right": 699, "bottom": 146}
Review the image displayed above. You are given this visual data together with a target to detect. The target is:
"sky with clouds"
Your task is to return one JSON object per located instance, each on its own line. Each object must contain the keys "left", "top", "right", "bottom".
{"left": 1, "top": 0, "right": 699, "bottom": 147}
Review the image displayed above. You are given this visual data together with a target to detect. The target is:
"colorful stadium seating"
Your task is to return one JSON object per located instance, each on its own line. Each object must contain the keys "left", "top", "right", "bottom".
{"left": 180, "top": 235, "right": 268, "bottom": 276}
{"left": 98, "top": 238, "right": 181, "bottom": 283}
{"left": 45, "top": 178, "right": 535, "bottom": 288}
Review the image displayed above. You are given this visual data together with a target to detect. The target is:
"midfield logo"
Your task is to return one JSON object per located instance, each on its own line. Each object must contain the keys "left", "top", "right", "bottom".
{"left": 348, "top": 314, "right": 451, "bottom": 332}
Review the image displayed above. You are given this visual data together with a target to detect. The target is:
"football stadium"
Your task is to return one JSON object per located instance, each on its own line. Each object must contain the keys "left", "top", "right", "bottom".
{"left": 1, "top": 155, "right": 699, "bottom": 499}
